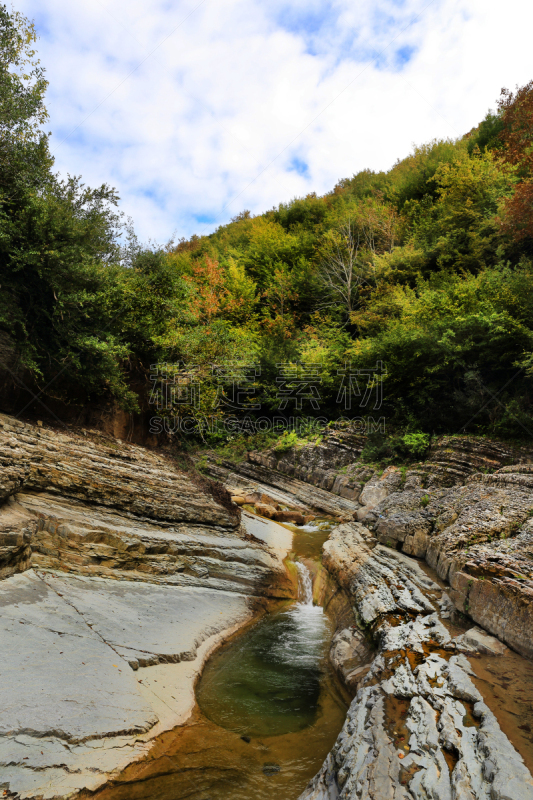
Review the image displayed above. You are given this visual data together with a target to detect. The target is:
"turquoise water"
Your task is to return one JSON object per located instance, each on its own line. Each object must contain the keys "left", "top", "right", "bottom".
{"left": 197, "top": 565, "right": 333, "bottom": 738}
{"left": 91, "top": 522, "right": 348, "bottom": 800}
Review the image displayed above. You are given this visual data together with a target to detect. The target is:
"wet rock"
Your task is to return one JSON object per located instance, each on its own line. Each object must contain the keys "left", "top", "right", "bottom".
{"left": 255, "top": 502, "right": 278, "bottom": 519}
{"left": 273, "top": 510, "right": 306, "bottom": 524}
{"left": 262, "top": 763, "right": 281, "bottom": 775}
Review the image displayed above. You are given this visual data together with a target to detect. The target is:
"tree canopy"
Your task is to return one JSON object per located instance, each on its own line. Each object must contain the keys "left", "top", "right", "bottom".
{"left": 2, "top": 3, "right": 533, "bottom": 439}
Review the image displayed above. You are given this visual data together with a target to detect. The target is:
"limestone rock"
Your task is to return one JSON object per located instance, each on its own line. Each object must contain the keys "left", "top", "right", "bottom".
{"left": 299, "top": 534, "right": 533, "bottom": 800}
{"left": 329, "top": 627, "right": 374, "bottom": 690}
{"left": 0, "top": 570, "right": 253, "bottom": 798}
{"left": 453, "top": 626, "right": 509, "bottom": 656}
{"left": 0, "top": 414, "right": 296, "bottom": 799}
{"left": 0, "top": 414, "right": 237, "bottom": 528}
{"left": 359, "top": 466, "right": 402, "bottom": 508}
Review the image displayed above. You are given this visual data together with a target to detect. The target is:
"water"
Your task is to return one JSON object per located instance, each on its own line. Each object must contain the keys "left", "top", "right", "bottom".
{"left": 197, "top": 562, "right": 331, "bottom": 738}
{"left": 89, "top": 524, "right": 347, "bottom": 800}
{"left": 295, "top": 562, "right": 313, "bottom": 605}
{"left": 283, "top": 519, "right": 337, "bottom": 560}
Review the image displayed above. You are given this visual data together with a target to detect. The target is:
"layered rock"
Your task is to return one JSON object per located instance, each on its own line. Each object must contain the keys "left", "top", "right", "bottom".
{"left": 205, "top": 432, "right": 533, "bottom": 660}
{"left": 367, "top": 466, "right": 533, "bottom": 658}
{"left": 0, "top": 414, "right": 235, "bottom": 526}
{"left": 200, "top": 428, "right": 369, "bottom": 517}
{"left": 0, "top": 414, "right": 294, "bottom": 799}
{"left": 200, "top": 430, "right": 533, "bottom": 519}
{"left": 300, "top": 523, "right": 533, "bottom": 800}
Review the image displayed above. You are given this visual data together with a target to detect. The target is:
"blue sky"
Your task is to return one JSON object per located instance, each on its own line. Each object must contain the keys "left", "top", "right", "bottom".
{"left": 15, "top": 0, "right": 533, "bottom": 244}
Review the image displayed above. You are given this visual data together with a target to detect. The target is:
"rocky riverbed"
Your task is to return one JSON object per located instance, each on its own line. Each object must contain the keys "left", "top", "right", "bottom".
{"left": 0, "top": 415, "right": 292, "bottom": 799}
{"left": 3, "top": 417, "right": 533, "bottom": 799}
{"left": 202, "top": 430, "right": 533, "bottom": 799}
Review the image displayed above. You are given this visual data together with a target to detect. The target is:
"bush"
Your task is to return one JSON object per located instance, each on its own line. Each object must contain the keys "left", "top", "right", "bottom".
{"left": 398, "top": 432, "right": 431, "bottom": 459}
{"left": 360, "top": 431, "right": 430, "bottom": 465}
{"left": 274, "top": 430, "right": 299, "bottom": 452}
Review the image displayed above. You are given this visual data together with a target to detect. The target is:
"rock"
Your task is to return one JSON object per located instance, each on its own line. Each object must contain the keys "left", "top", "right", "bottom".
{"left": 206, "top": 432, "right": 533, "bottom": 657}
{"left": 5, "top": 492, "right": 290, "bottom": 597}
{"left": 231, "top": 495, "right": 247, "bottom": 505}
{"left": 263, "top": 763, "right": 281, "bottom": 775}
{"left": 453, "top": 626, "right": 509, "bottom": 656}
{"left": 255, "top": 502, "right": 278, "bottom": 519}
{"left": 360, "top": 469, "right": 533, "bottom": 658}
{"left": 0, "top": 414, "right": 238, "bottom": 529}
{"left": 299, "top": 526, "right": 533, "bottom": 800}
{"left": 0, "top": 414, "right": 296, "bottom": 799}
{"left": 201, "top": 457, "right": 361, "bottom": 517}
{"left": 274, "top": 510, "right": 306, "bottom": 524}
{"left": 329, "top": 626, "right": 373, "bottom": 690}
{"left": 359, "top": 466, "right": 402, "bottom": 507}
{"left": 0, "top": 569, "right": 254, "bottom": 798}
{"left": 355, "top": 504, "right": 373, "bottom": 521}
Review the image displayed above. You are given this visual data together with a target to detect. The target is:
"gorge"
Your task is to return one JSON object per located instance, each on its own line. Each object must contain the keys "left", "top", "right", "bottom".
{"left": 1, "top": 415, "right": 533, "bottom": 799}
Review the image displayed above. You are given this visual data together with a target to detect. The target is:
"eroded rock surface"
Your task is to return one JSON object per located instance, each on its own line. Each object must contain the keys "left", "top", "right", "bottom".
{"left": 300, "top": 523, "right": 533, "bottom": 800}
{"left": 0, "top": 415, "right": 293, "bottom": 799}
{"left": 205, "top": 432, "right": 533, "bottom": 659}
{"left": 367, "top": 467, "right": 533, "bottom": 659}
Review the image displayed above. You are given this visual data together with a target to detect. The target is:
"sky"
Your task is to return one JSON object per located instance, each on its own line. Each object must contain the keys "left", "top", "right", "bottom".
{"left": 16, "top": 0, "right": 533, "bottom": 244}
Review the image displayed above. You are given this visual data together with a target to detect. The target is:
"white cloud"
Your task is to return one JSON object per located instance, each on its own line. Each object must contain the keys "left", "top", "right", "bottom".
{"left": 15, "top": 0, "right": 533, "bottom": 243}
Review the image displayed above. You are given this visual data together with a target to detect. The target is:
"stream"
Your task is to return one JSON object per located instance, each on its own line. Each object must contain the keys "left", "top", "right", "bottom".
{"left": 89, "top": 516, "right": 348, "bottom": 800}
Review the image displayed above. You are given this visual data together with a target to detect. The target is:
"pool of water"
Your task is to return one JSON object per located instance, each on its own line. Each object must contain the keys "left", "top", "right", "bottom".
{"left": 197, "top": 565, "right": 332, "bottom": 738}
{"left": 88, "top": 520, "right": 347, "bottom": 800}
{"left": 284, "top": 519, "right": 337, "bottom": 561}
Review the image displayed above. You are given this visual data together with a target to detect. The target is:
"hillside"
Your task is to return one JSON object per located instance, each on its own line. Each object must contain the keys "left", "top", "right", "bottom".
{"left": 2, "top": 6, "right": 533, "bottom": 443}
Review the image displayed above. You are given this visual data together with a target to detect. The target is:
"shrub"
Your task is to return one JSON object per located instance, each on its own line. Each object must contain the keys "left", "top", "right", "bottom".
{"left": 274, "top": 430, "right": 299, "bottom": 452}
{"left": 398, "top": 432, "right": 431, "bottom": 459}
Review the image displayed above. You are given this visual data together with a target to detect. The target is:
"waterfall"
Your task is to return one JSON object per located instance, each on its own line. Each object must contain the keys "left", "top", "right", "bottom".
{"left": 295, "top": 561, "right": 313, "bottom": 606}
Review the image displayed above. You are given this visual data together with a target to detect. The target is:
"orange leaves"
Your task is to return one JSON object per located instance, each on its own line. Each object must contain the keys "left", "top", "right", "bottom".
{"left": 185, "top": 255, "right": 227, "bottom": 322}
{"left": 498, "top": 81, "right": 533, "bottom": 171}
{"left": 498, "top": 81, "right": 533, "bottom": 240}
{"left": 182, "top": 254, "right": 257, "bottom": 323}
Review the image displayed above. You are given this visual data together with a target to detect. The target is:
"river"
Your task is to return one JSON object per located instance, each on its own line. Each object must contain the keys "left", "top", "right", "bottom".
{"left": 88, "top": 515, "right": 348, "bottom": 800}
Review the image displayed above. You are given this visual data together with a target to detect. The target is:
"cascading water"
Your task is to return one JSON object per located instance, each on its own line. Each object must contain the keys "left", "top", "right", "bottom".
{"left": 94, "top": 518, "right": 348, "bottom": 800}
{"left": 295, "top": 561, "right": 313, "bottom": 605}
{"left": 197, "top": 558, "right": 330, "bottom": 740}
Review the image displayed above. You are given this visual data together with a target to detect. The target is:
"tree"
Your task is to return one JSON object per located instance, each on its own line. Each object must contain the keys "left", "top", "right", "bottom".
{"left": 318, "top": 220, "right": 365, "bottom": 315}
{"left": 318, "top": 204, "right": 397, "bottom": 317}
{"left": 498, "top": 81, "right": 533, "bottom": 240}
{"left": 0, "top": 5, "right": 47, "bottom": 131}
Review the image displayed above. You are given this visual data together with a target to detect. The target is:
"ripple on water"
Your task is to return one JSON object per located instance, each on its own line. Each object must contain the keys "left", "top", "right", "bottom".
{"left": 197, "top": 596, "right": 332, "bottom": 738}
{"left": 87, "top": 527, "right": 348, "bottom": 800}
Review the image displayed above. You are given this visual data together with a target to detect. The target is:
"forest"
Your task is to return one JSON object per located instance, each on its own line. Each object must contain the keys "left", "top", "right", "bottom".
{"left": 3, "top": 5, "right": 533, "bottom": 446}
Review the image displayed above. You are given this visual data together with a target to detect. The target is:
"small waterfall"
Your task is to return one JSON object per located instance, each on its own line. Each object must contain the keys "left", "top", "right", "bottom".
{"left": 295, "top": 561, "right": 314, "bottom": 606}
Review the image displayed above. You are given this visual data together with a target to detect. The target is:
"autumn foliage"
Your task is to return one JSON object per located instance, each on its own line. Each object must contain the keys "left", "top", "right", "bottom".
{"left": 3, "top": 3, "right": 533, "bottom": 442}
{"left": 498, "top": 81, "right": 533, "bottom": 240}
